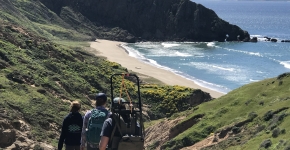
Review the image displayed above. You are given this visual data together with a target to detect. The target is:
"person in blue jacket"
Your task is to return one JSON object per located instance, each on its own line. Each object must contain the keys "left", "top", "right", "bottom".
{"left": 58, "top": 101, "right": 83, "bottom": 150}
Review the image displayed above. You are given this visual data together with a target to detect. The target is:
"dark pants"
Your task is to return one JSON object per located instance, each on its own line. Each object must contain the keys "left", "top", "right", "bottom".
{"left": 65, "top": 145, "right": 80, "bottom": 150}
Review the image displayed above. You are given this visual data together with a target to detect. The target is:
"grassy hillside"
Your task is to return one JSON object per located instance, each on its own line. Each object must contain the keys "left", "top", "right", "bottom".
{"left": 0, "top": 1, "right": 203, "bottom": 148}
{"left": 0, "top": 21, "right": 127, "bottom": 145}
{"left": 2, "top": 0, "right": 289, "bottom": 149}
{"left": 158, "top": 73, "right": 290, "bottom": 150}
{"left": 0, "top": 0, "right": 95, "bottom": 42}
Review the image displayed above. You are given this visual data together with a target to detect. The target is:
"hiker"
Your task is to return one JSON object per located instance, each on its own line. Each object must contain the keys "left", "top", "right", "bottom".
{"left": 99, "top": 97, "right": 142, "bottom": 150}
{"left": 81, "top": 93, "right": 110, "bottom": 150}
{"left": 58, "top": 101, "right": 83, "bottom": 150}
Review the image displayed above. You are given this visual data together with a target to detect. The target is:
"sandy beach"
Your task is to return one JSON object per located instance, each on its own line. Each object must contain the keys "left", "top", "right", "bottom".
{"left": 90, "top": 40, "right": 225, "bottom": 98}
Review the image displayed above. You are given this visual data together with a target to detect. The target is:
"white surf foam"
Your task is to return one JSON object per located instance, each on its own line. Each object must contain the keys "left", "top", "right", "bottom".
{"left": 145, "top": 60, "right": 229, "bottom": 93}
{"left": 256, "top": 71, "right": 265, "bottom": 74}
{"left": 185, "top": 62, "right": 251, "bottom": 84}
{"left": 120, "top": 44, "right": 228, "bottom": 93}
{"left": 121, "top": 44, "right": 146, "bottom": 60}
{"left": 212, "top": 65, "right": 235, "bottom": 72}
{"left": 174, "top": 51, "right": 192, "bottom": 57}
{"left": 250, "top": 34, "right": 286, "bottom": 42}
{"left": 161, "top": 43, "right": 181, "bottom": 48}
{"left": 280, "top": 61, "right": 290, "bottom": 69}
{"left": 250, "top": 35, "right": 264, "bottom": 38}
{"left": 250, "top": 79, "right": 260, "bottom": 82}
{"left": 207, "top": 42, "right": 216, "bottom": 47}
{"left": 223, "top": 47, "right": 264, "bottom": 57}
{"left": 188, "top": 62, "right": 237, "bottom": 73}
{"left": 146, "top": 49, "right": 192, "bottom": 57}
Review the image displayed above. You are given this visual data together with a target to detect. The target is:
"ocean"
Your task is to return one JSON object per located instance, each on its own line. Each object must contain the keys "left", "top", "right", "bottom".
{"left": 122, "top": 1, "right": 290, "bottom": 94}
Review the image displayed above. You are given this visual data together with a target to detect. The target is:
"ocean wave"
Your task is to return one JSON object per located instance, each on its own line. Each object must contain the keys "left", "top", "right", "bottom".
{"left": 120, "top": 44, "right": 146, "bottom": 60}
{"left": 207, "top": 42, "right": 216, "bottom": 47}
{"left": 250, "top": 79, "right": 260, "bottom": 82}
{"left": 256, "top": 71, "right": 265, "bottom": 74}
{"left": 147, "top": 50, "right": 192, "bottom": 57}
{"left": 175, "top": 51, "right": 192, "bottom": 57}
{"left": 280, "top": 61, "right": 290, "bottom": 69}
{"left": 161, "top": 43, "right": 181, "bottom": 48}
{"left": 222, "top": 47, "right": 264, "bottom": 57}
{"left": 145, "top": 60, "right": 229, "bottom": 93}
{"left": 121, "top": 44, "right": 228, "bottom": 93}
{"left": 181, "top": 42, "right": 199, "bottom": 44}
{"left": 187, "top": 62, "right": 237, "bottom": 73}
{"left": 195, "top": 55, "right": 206, "bottom": 58}
{"left": 250, "top": 34, "right": 264, "bottom": 38}
{"left": 216, "top": 54, "right": 228, "bottom": 56}
{"left": 184, "top": 62, "right": 252, "bottom": 84}
{"left": 212, "top": 65, "right": 235, "bottom": 72}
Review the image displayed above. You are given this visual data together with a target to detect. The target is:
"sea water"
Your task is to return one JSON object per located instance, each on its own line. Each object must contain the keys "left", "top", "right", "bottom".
{"left": 123, "top": 1, "right": 290, "bottom": 94}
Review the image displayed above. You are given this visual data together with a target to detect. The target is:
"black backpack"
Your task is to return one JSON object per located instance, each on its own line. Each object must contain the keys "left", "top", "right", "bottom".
{"left": 109, "top": 113, "right": 144, "bottom": 150}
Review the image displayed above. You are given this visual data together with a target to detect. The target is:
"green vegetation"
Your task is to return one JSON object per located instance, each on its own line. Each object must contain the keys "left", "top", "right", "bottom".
{"left": 0, "top": 21, "right": 127, "bottom": 145}
{"left": 0, "top": 0, "right": 95, "bottom": 42}
{"left": 161, "top": 73, "right": 290, "bottom": 150}
{"left": 141, "top": 84, "right": 195, "bottom": 119}
{"left": 1, "top": 1, "right": 290, "bottom": 150}
{"left": 0, "top": 1, "right": 197, "bottom": 148}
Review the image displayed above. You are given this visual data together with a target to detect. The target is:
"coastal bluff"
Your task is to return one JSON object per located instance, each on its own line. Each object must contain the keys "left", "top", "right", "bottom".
{"left": 39, "top": 0, "right": 250, "bottom": 42}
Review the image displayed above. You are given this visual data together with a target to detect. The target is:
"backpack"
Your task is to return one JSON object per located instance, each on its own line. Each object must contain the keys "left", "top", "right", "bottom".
{"left": 86, "top": 109, "right": 109, "bottom": 144}
{"left": 110, "top": 114, "right": 144, "bottom": 150}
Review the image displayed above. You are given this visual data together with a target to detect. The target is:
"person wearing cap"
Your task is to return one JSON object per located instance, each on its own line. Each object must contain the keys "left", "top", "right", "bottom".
{"left": 80, "top": 93, "right": 111, "bottom": 150}
{"left": 99, "top": 97, "right": 140, "bottom": 150}
{"left": 58, "top": 101, "right": 83, "bottom": 150}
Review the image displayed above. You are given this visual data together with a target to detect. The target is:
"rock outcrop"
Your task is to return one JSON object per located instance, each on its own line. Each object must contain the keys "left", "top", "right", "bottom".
{"left": 250, "top": 37, "right": 258, "bottom": 42}
{"left": 187, "top": 89, "right": 212, "bottom": 106}
{"left": 0, "top": 107, "right": 55, "bottom": 150}
{"left": 0, "top": 119, "right": 55, "bottom": 149}
{"left": 270, "top": 38, "right": 278, "bottom": 42}
{"left": 39, "top": 0, "right": 250, "bottom": 42}
{"left": 281, "top": 40, "right": 290, "bottom": 42}
{"left": 0, "top": 120, "right": 16, "bottom": 148}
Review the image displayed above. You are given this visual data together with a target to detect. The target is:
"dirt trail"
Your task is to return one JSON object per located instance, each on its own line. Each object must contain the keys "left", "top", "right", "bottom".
{"left": 145, "top": 116, "right": 185, "bottom": 150}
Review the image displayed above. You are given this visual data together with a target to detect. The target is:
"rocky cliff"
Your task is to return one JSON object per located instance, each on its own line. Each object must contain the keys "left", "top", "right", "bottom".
{"left": 39, "top": 0, "right": 250, "bottom": 42}
{"left": 0, "top": 115, "right": 55, "bottom": 150}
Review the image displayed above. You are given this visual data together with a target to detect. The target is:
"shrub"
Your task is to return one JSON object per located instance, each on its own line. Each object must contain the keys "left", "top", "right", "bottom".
{"left": 232, "top": 126, "right": 241, "bottom": 134}
{"left": 248, "top": 112, "right": 258, "bottom": 120}
{"left": 260, "top": 139, "right": 272, "bottom": 149}
{"left": 281, "top": 129, "right": 286, "bottom": 134}
{"left": 263, "top": 110, "right": 273, "bottom": 121}
{"left": 272, "top": 128, "right": 280, "bottom": 138}
{"left": 256, "top": 125, "right": 266, "bottom": 132}
{"left": 277, "top": 72, "right": 290, "bottom": 80}
{"left": 279, "top": 80, "right": 283, "bottom": 85}
{"left": 285, "top": 145, "right": 290, "bottom": 150}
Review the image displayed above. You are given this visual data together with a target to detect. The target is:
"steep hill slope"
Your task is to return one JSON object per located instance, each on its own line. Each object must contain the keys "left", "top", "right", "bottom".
{"left": 146, "top": 73, "right": 290, "bottom": 150}
{"left": 0, "top": 21, "right": 127, "bottom": 148}
{"left": 0, "top": 1, "right": 213, "bottom": 149}
{"left": 40, "top": 0, "right": 250, "bottom": 42}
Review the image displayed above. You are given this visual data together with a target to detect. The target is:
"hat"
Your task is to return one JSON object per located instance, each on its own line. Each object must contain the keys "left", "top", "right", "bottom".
{"left": 95, "top": 93, "right": 107, "bottom": 101}
{"left": 113, "top": 97, "right": 126, "bottom": 103}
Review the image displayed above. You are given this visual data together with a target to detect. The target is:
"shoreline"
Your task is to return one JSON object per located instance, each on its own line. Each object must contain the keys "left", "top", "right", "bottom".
{"left": 90, "top": 39, "right": 225, "bottom": 98}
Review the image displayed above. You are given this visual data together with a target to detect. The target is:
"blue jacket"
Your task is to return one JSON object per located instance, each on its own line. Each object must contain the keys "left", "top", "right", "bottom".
{"left": 58, "top": 112, "right": 83, "bottom": 150}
